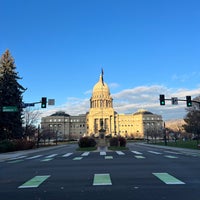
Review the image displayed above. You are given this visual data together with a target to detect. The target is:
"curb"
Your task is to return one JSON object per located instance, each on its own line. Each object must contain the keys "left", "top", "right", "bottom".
{"left": 0, "top": 144, "right": 66, "bottom": 162}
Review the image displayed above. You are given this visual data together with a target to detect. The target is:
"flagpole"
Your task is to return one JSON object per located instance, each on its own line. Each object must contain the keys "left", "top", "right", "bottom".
{"left": 101, "top": 68, "right": 104, "bottom": 130}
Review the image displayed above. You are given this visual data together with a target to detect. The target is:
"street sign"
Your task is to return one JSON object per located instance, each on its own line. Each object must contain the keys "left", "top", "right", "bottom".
{"left": 171, "top": 97, "right": 178, "bottom": 105}
{"left": 22, "top": 103, "right": 35, "bottom": 108}
{"left": 2, "top": 106, "right": 18, "bottom": 112}
{"left": 48, "top": 99, "right": 55, "bottom": 105}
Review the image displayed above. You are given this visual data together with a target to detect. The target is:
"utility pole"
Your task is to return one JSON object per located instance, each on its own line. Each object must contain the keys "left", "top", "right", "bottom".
{"left": 163, "top": 122, "right": 167, "bottom": 146}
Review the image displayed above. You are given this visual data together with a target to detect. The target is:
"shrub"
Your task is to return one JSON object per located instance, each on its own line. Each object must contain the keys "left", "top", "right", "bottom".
{"left": 0, "top": 139, "right": 35, "bottom": 153}
{"left": 109, "top": 136, "right": 127, "bottom": 147}
{"left": 0, "top": 140, "right": 15, "bottom": 152}
{"left": 78, "top": 137, "right": 96, "bottom": 148}
{"left": 13, "top": 140, "right": 35, "bottom": 150}
{"left": 109, "top": 137, "right": 119, "bottom": 147}
{"left": 118, "top": 136, "right": 127, "bottom": 147}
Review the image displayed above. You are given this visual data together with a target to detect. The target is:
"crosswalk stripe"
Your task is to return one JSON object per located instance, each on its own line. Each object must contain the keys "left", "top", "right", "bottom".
{"left": 26, "top": 155, "right": 43, "bottom": 160}
{"left": 14, "top": 156, "right": 27, "bottom": 159}
{"left": 18, "top": 175, "right": 50, "bottom": 188}
{"left": 132, "top": 151, "right": 143, "bottom": 155}
{"left": 81, "top": 152, "right": 90, "bottom": 156}
{"left": 164, "top": 155, "right": 178, "bottom": 159}
{"left": 7, "top": 156, "right": 27, "bottom": 162}
{"left": 40, "top": 154, "right": 58, "bottom": 161}
{"left": 105, "top": 156, "right": 113, "bottom": 159}
{"left": 73, "top": 157, "right": 83, "bottom": 160}
{"left": 164, "top": 151, "right": 181, "bottom": 155}
{"left": 153, "top": 173, "right": 185, "bottom": 184}
{"left": 62, "top": 153, "right": 73, "bottom": 157}
{"left": 45, "top": 154, "right": 58, "bottom": 158}
{"left": 148, "top": 151, "right": 162, "bottom": 155}
{"left": 116, "top": 151, "right": 125, "bottom": 155}
{"left": 41, "top": 158, "right": 54, "bottom": 162}
{"left": 93, "top": 174, "right": 112, "bottom": 186}
{"left": 100, "top": 151, "right": 106, "bottom": 156}
{"left": 135, "top": 155, "right": 145, "bottom": 159}
{"left": 7, "top": 159, "right": 24, "bottom": 163}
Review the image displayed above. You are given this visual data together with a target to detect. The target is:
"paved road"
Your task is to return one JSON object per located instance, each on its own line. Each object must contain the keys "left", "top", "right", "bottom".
{"left": 0, "top": 143, "right": 200, "bottom": 200}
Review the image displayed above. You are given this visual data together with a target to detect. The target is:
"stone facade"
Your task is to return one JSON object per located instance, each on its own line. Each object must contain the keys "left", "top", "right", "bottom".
{"left": 41, "top": 72, "right": 163, "bottom": 140}
{"left": 86, "top": 73, "right": 163, "bottom": 138}
{"left": 86, "top": 74, "right": 115, "bottom": 137}
{"left": 41, "top": 112, "right": 86, "bottom": 140}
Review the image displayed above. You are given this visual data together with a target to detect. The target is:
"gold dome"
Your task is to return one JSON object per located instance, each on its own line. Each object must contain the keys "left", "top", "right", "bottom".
{"left": 92, "top": 74, "right": 110, "bottom": 95}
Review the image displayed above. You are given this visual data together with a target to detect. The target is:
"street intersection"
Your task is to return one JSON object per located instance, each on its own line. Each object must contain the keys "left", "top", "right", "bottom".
{"left": 0, "top": 143, "right": 200, "bottom": 200}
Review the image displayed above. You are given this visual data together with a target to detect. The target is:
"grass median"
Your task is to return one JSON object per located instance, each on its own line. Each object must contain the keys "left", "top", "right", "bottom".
{"left": 156, "top": 140, "right": 199, "bottom": 150}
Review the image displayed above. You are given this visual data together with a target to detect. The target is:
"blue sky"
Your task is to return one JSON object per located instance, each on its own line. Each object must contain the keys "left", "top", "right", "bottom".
{"left": 1, "top": 0, "right": 200, "bottom": 121}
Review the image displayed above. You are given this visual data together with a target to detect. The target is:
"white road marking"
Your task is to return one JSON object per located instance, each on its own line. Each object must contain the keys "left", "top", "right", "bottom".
{"left": 132, "top": 151, "right": 143, "bottom": 155}
{"left": 148, "top": 151, "right": 162, "bottom": 155}
{"left": 81, "top": 152, "right": 90, "bottom": 156}
{"left": 100, "top": 151, "right": 107, "bottom": 156}
{"left": 62, "top": 153, "right": 73, "bottom": 157}
{"left": 116, "top": 151, "right": 125, "bottom": 155}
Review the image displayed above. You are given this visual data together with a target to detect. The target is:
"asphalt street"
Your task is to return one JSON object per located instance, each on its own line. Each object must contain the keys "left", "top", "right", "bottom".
{"left": 0, "top": 143, "right": 200, "bottom": 200}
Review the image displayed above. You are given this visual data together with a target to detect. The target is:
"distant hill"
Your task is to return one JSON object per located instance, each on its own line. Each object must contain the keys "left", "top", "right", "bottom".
{"left": 165, "top": 119, "right": 185, "bottom": 132}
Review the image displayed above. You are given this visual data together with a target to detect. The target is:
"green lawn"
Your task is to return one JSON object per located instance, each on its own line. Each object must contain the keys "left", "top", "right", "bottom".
{"left": 76, "top": 146, "right": 97, "bottom": 151}
{"left": 108, "top": 146, "right": 129, "bottom": 151}
{"left": 157, "top": 140, "right": 200, "bottom": 150}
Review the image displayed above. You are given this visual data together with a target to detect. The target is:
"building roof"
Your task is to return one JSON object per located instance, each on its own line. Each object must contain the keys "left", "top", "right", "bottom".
{"left": 51, "top": 111, "right": 70, "bottom": 117}
{"left": 133, "top": 109, "right": 153, "bottom": 115}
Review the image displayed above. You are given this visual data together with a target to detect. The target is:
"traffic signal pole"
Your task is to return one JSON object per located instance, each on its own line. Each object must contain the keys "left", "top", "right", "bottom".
{"left": 159, "top": 95, "right": 200, "bottom": 107}
{"left": 22, "top": 97, "right": 48, "bottom": 108}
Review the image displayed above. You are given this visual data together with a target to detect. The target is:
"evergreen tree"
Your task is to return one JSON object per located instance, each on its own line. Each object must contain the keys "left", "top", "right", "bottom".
{"left": 0, "top": 50, "right": 26, "bottom": 140}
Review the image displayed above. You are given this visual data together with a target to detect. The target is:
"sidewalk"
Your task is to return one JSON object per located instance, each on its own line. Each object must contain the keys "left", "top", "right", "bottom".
{"left": 0, "top": 145, "right": 65, "bottom": 162}
{"left": 135, "top": 142, "right": 200, "bottom": 155}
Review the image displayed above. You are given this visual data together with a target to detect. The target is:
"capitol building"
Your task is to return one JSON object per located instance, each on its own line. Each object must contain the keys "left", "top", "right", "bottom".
{"left": 41, "top": 72, "right": 163, "bottom": 140}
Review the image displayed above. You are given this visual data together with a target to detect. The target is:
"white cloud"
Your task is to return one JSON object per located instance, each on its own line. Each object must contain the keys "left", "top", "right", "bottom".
{"left": 108, "top": 82, "right": 120, "bottom": 89}
{"left": 40, "top": 85, "right": 200, "bottom": 121}
{"left": 84, "top": 89, "right": 92, "bottom": 95}
{"left": 172, "top": 72, "right": 200, "bottom": 83}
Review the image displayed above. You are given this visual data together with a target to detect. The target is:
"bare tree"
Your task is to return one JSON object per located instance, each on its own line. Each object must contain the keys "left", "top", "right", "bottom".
{"left": 23, "top": 107, "right": 41, "bottom": 140}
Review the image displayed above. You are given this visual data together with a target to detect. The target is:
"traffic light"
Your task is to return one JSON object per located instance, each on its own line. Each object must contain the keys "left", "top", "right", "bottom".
{"left": 41, "top": 97, "right": 47, "bottom": 108}
{"left": 159, "top": 94, "right": 165, "bottom": 105}
{"left": 186, "top": 96, "right": 192, "bottom": 107}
